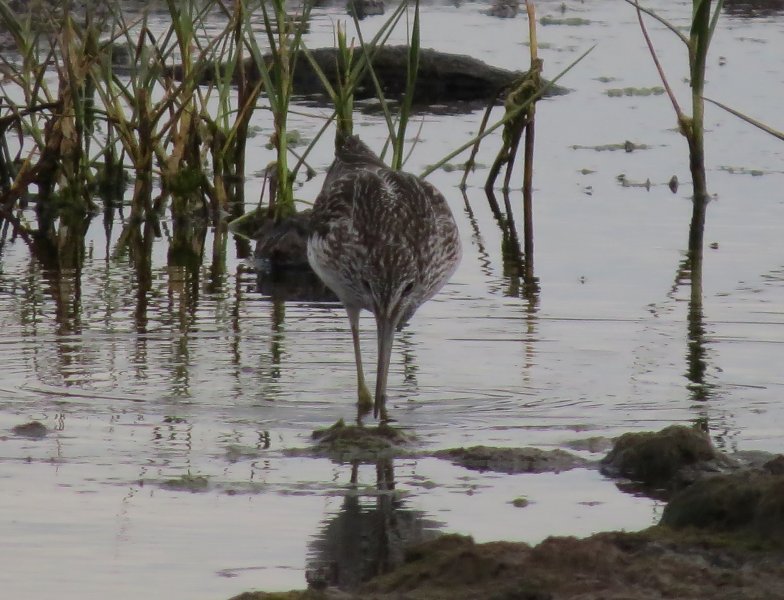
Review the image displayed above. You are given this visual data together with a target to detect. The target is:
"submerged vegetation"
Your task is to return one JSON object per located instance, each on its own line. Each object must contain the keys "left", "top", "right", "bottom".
{"left": 0, "top": 0, "right": 538, "bottom": 269}
{"left": 0, "top": 0, "right": 586, "bottom": 295}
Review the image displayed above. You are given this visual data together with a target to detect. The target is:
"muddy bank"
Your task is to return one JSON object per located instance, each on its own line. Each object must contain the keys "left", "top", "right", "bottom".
{"left": 231, "top": 527, "right": 784, "bottom": 599}
{"left": 234, "top": 425, "right": 784, "bottom": 599}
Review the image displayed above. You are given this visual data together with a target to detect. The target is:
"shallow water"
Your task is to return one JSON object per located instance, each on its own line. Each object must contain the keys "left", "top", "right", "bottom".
{"left": 1, "top": 0, "right": 784, "bottom": 597}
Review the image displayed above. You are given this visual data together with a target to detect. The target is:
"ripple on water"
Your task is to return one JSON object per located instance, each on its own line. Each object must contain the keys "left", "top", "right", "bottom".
{"left": 2, "top": 0, "right": 784, "bottom": 597}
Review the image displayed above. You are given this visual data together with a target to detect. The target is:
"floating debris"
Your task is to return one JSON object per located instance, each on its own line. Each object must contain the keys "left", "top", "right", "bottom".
{"left": 616, "top": 174, "right": 651, "bottom": 190}
{"left": 719, "top": 165, "right": 766, "bottom": 176}
{"left": 160, "top": 473, "right": 210, "bottom": 493}
{"left": 540, "top": 15, "right": 591, "bottom": 26}
{"left": 606, "top": 86, "right": 665, "bottom": 97}
{"left": 433, "top": 445, "right": 589, "bottom": 474}
{"left": 572, "top": 141, "right": 651, "bottom": 152}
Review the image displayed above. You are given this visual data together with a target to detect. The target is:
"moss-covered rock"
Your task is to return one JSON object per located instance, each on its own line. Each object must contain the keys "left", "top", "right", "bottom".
{"left": 600, "top": 425, "right": 732, "bottom": 489}
{"left": 361, "top": 534, "right": 537, "bottom": 599}
{"left": 661, "top": 470, "right": 784, "bottom": 545}
{"left": 303, "top": 419, "right": 414, "bottom": 463}
{"left": 434, "top": 445, "right": 589, "bottom": 474}
{"left": 235, "top": 529, "right": 784, "bottom": 599}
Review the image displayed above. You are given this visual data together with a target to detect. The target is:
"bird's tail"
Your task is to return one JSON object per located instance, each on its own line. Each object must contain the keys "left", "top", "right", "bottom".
{"left": 335, "top": 135, "right": 387, "bottom": 170}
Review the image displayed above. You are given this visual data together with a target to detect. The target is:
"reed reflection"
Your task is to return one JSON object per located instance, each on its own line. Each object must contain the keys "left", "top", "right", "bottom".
{"left": 463, "top": 188, "right": 540, "bottom": 378}
{"left": 671, "top": 250, "right": 716, "bottom": 432}
{"left": 307, "top": 459, "right": 440, "bottom": 591}
{"left": 460, "top": 189, "right": 496, "bottom": 287}
{"left": 484, "top": 188, "right": 539, "bottom": 301}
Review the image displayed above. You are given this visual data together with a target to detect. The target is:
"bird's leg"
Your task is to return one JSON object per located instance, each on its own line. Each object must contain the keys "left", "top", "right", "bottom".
{"left": 374, "top": 317, "right": 395, "bottom": 422}
{"left": 347, "top": 307, "right": 373, "bottom": 423}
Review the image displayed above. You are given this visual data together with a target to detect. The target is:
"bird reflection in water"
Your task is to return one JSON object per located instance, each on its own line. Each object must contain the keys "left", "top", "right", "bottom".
{"left": 306, "top": 459, "right": 441, "bottom": 591}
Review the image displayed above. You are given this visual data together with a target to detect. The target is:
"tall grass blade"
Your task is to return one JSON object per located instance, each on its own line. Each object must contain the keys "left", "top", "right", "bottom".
{"left": 704, "top": 97, "right": 784, "bottom": 141}
{"left": 421, "top": 44, "right": 595, "bottom": 179}
{"left": 392, "top": 0, "right": 420, "bottom": 170}
{"left": 349, "top": 0, "right": 411, "bottom": 145}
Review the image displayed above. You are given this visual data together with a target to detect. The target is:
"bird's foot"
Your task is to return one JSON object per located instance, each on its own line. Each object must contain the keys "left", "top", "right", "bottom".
{"left": 356, "top": 384, "right": 373, "bottom": 425}
{"left": 378, "top": 414, "right": 396, "bottom": 426}
{"left": 373, "top": 397, "right": 390, "bottom": 423}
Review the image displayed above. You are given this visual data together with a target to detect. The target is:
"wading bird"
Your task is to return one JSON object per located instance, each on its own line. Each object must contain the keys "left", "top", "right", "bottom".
{"left": 308, "top": 135, "right": 461, "bottom": 422}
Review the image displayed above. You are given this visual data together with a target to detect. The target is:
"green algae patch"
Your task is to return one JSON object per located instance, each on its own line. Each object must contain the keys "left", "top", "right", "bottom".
{"left": 563, "top": 435, "right": 614, "bottom": 453}
{"left": 160, "top": 473, "right": 210, "bottom": 493}
{"left": 306, "top": 419, "right": 415, "bottom": 463}
{"left": 606, "top": 86, "right": 665, "bottom": 97}
{"left": 540, "top": 15, "right": 592, "bottom": 26}
{"left": 440, "top": 161, "right": 486, "bottom": 173}
{"left": 264, "top": 129, "right": 307, "bottom": 150}
{"left": 433, "top": 445, "right": 590, "bottom": 474}
{"left": 572, "top": 141, "right": 651, "bottom": 152}
{"left": 225, "top": 445, "right": 265, "bottom": 462}
{"left": 719, "top": 165, "right": 767, "bottom": 176}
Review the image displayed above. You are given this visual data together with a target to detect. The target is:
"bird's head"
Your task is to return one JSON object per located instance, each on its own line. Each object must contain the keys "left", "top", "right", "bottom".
{"left": 362, "top": 275, "right": 422, "bottom": 331}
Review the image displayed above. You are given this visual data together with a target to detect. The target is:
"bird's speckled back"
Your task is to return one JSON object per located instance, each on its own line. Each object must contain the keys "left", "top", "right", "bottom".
{"left": 308, "top": 136, "right": 461, "bottom": 325}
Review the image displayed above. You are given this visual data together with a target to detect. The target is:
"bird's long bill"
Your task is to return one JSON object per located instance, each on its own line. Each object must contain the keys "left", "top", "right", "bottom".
{"left": 374, "top": 317, "right": 395, "bottom": 420}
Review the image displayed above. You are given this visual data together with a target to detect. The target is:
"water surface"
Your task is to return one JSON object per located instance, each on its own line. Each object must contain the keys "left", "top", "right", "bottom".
{"left": 1, "top": 0, "right": 783, "bottom": 597}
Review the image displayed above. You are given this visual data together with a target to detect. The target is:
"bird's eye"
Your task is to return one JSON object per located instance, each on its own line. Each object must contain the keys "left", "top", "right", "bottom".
{"left": 402, "top": 282, "right": 414, "bottom": 296}
{"left": 361, "top": 279, "right": 372, "bottom": 292}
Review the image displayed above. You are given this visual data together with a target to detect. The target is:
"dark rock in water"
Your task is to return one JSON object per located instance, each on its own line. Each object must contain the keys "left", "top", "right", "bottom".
{"left": 12, "top": 421, "right": 48, "bottom": 439}
{"left": 169, "top": 46, "right": 568, "bottom": 108}
{"left": 253, "top": 210, "right": 312, "bottom": 270}
{"left": 347, "top": 0, "right": 385, "bottom": 19}
{"left": 293, "top": 46, "right": 560, "bottom": 105}
{"left": 487, "top": 0, "right": 519, "bottom": 18}
{"left": 661, "top": 470, "right": 784, "bottom": 545}
{"left": 600, "top": 425, "right": 734, "bottom": 489}
{"left": 434, "top": 445, "right": 589, "bottom": 474}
